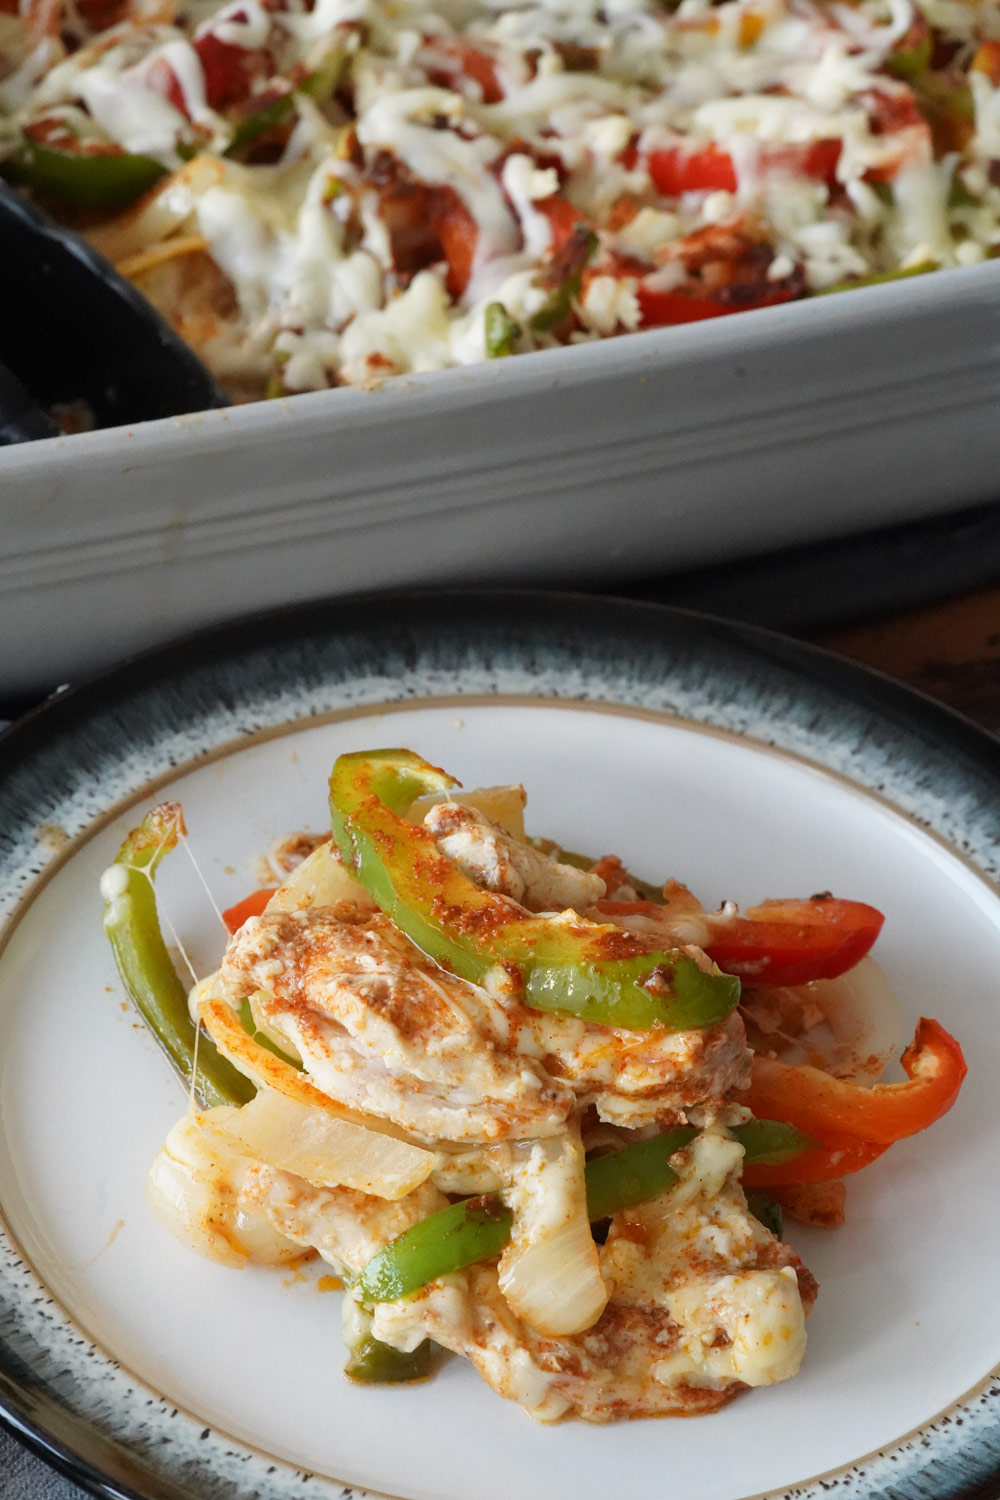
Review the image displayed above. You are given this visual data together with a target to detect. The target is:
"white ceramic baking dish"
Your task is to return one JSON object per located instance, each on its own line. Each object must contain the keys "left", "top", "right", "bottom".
{"left": 2, "top": 258, "right": 999, "bottom": 696}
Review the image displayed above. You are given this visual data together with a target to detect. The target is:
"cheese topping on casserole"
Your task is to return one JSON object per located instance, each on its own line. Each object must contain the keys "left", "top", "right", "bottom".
{"left": 1, "top": 0, "right": 998, "bottom": 396}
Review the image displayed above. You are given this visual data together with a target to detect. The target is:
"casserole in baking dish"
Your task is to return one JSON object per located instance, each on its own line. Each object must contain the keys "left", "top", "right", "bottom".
{"left": 2, "top": 0, "right": 999, "bottom": 398}
{"left": 1, "top": 253, "right": 999, "bottom": 697}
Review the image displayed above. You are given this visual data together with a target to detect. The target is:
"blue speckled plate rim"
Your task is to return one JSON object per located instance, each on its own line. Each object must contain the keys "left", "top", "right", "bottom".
{"left": 1, "top": 587, "right": 998, "bottom": 1500}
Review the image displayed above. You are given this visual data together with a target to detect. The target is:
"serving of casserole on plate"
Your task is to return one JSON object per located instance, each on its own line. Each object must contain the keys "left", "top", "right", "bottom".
{"left": 0, "top": 593, "right": 999, "bottom": 1500}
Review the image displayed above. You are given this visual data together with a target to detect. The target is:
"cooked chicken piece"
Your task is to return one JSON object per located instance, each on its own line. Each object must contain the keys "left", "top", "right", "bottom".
{"left": 219, "top": 901, "right": 747, "bottom": 1138}
{"left": 218, "top": 904, "right": 574, "bottom": 1143}
{"left": 425, "top": 801, "right": 606, "bottom": 912}
{"left": 420, "top": 808, "right": 748, "bottom": 1125}
{"left": 215, "top": 801, "right": 748, "bottom": 1144}
{"left": 422, "top": 810, "right": 743, "bottom": 1128}
{"left": 373, "top": 1127, "right": 815, "bottom": 1422}
{"left": 242, "top": 1160, "right": 449, "bottom": 1276}
{"left": 409, "top": 784, "right": 528, "bottom": 841}
{"left": 515, "top": 1002, "right": 749, "bottom": 1128}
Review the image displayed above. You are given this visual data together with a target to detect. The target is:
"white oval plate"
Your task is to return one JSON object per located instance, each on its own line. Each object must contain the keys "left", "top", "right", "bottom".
{"left": 1, "top": 590, "right": 999, "bottom": 1500}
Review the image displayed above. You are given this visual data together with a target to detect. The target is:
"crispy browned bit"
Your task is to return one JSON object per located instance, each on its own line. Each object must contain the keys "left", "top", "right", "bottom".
{"left": 774, "top": 1181, "right": 847, "bottom": 1229}
{"left": 541, "top": 222, "right": 595, "bottom": 289}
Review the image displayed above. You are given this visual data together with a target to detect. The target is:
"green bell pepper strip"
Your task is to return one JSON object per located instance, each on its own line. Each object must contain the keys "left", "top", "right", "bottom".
{"left": 343, "top": 1296, "right": 431, "bottom": 1382}
{"left": 103, "top": 806, "right": 425, "bottom": 1384}
{"left": 361, "top": 1195, "right": 515, "bottom": 1303}
{"left": 101, "top": 804, "right": 255, "bottom": 1109}
{"left": 584, "top": 1126, "right": 695, "bottom": 1221}
{"left": 225, "top": 50, "right": 348, "bottom": 158}
{"left": 585, "top": 1122, "right": 813, "bottom": 1220}
{"left": 225, "top": 92, "right": 297, "bottom": 157}
{"left": 948, "top": 175, "right": 980, "bottom": 209}
{"left": 358, "top": 1120, "right": 812, "bottom": 1303}
{"left": 3, "top": 140, "right": 166, "bottom": 211}
{"left": 815, "top": 260, "right": 937, "bottom": 296}
{"left": 345, "top": 1329, "right": 431, "bottom": 1382}
{"left": 484, "top": 301, "right": 522, "bottom": 357}
{"left": 884, "top": 28, "right": 933, "bottom": 81}
{"left": 730, "top": 1117, "right": 815, "bottom": 1165}
{"left": 328, "top": 749, "right": 740, "bottom": 1032}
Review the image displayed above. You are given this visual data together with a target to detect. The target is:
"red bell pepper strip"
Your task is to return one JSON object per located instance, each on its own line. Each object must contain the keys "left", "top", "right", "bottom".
{"left": 443, "top": 41, "right": 504, "bottom": 102}
{"left": 222, "top": 886, "right": 277, "bottom": 934}
{"left": 194, "top": 30, "right": 267, "bottom": 110}
{"left": 972, "top": 41, "right": 1000, "bottom": 86}
{"left": 534, "top": 193, "right": 587, "bottom": 254}
{"left": 435, "top": 192, "right": 478, "bottom": 297}
{"left": 648, "top": 145, "right": 737, "bottom": 195}
{"left": 743, "top": 1134, "right": 887, "bottom": 1187}
{"left": 701, "top": 896, "right": 885, "bottom": 986}
{"left": 745, "top": 1017, "right": 966, "bottom": 1147}
{"left": 780, "top": 139, "right": 841, "bottom": 182}
{"left": 646, "top": 139, "right": 840, "bottom": 197}
{"left": 597, "top": 893, "right": 883, "bottom": 985}
{"left": 637, "top": 282, "right": 798, "bottom": 327}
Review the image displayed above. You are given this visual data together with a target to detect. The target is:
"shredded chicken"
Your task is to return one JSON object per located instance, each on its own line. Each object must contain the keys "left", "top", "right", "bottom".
{"left": 426, "top": 801, "right": 606, "bottom": 912}
{"left": 218, "top": 903, "right": 575, "bottom": 1142}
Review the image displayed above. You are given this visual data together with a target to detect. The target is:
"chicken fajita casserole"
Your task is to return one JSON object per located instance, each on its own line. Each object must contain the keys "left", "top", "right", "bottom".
{"left": 100, "top": 749, "right": 966, "bottom": 1421}
{"left": 3, "top": 0, "right": 1000, "bottom": 400}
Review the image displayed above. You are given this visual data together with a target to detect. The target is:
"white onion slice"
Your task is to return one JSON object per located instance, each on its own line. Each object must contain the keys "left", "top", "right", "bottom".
{"left": 498, "top": 1134, "right": 607, "bottom": 1337}
{"left": 87, "top": 155, "right": 224, "bottom": 260}
{"left": 266, "top": 840, "right": 375, "bottom": 915}
{"left": 214, "top": 1087, "right": 440, "bottom": 1199}
{"left": 146, "top": 1108, "right": 300, "bottom": 1267}
{"left": 744, "top": 957, "right": 903, "bottom": 1082}
{"left": 199, "top": 988, "right": 443, "bottom": 1154}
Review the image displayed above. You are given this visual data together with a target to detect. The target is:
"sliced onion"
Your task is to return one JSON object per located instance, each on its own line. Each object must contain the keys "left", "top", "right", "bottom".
{"left": 498, "top": 1134, "right": 607, "bottom": 1337}
{"left": 266, "top": 840, "right": 374, "bottom": 915}
{"left": 813, "top": 957, "right": 903, "bottom": 1082}
{"left": 146, "top": 1108, "right": 301, "bottom": 1267}
{"left": 87, "top": 155, "right": 224, "bottom": 261}
{"left": 743, "top": 957, "right": 902, "bottom": 1083}
{"left": 214, "top": 1087, "right": 440, "bottom": 1199}
{"left": 198, "top": 992, "right": 442, "bottom": 1196}
{"left": 200, "top": 988, "right": 338, "bottom": 1103}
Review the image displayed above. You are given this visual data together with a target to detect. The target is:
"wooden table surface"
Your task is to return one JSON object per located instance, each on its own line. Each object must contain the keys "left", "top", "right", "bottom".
{"left": 817, "top": 579, "right": 1000, "bottom": 733}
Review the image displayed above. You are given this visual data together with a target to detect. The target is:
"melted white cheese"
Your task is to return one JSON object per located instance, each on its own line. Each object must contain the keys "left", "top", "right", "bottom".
{"left": 4, "top": 0, "right": 996, "bottom": 393}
